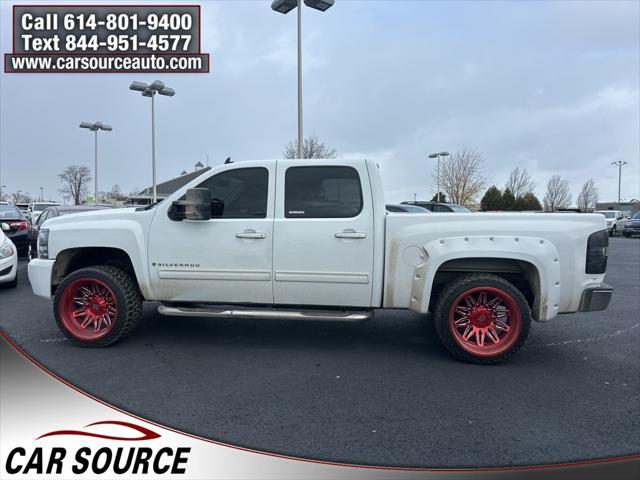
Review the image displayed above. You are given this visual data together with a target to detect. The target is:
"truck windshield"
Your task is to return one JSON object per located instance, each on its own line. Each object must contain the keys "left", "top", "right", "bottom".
{"left": 449, "top": 205, "right": 472, "bottom": 213}
{"left": 34, "top": 203, "right": 59, "bottom": 210}
{"left": 598, "top": 212, "right": 616, "bottom": 218}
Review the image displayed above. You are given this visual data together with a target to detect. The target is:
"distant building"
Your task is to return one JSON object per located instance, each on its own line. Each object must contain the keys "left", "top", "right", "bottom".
{"left": 595, "top": 200, "right": 640, "bottom": 217}
{"left": 125, "top": 163, "right": 212, "bottom": 206}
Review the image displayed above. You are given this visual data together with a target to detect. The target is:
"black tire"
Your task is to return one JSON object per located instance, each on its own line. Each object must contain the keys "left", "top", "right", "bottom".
{"left": 433, "top": 274, "right": 532, "bottom": 365}
{"left": 53, "top": 265, "right": 142, "bottom": 347}
{"left": 610, "top": 226, "right": 616, "bottom": 237}
{"left": 623, "top": 232, "right": 631, "bottom": 238}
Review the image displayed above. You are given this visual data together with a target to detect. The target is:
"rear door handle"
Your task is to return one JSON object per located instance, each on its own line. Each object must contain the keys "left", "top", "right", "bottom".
{"left": 236, "top": 229, "right": 266, "bottom": 239}
{"left": 335, "top": 229, "right": 367, "bottom": 239}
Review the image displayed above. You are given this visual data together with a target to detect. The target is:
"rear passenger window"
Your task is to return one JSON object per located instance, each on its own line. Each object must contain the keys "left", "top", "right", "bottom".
{"left": 196, "top": 167, "right": 268, "bottom": 218}
{"left": 285, "top": 166, "right": 363, "bottom": 218}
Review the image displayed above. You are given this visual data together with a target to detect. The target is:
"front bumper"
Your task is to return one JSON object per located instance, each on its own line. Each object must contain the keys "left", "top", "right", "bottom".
{"left": 0, "top": 253, "right": 18, "bottom": 284}
{"left": 27, "top": 258, "right": 55, "bottom": 299}
{"left": 579, "top": 283, "right": 614, "bottom": 312}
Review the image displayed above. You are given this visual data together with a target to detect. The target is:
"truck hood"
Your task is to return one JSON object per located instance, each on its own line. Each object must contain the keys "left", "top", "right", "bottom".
{"left": 44, "top": 207, "right": 142, "bottom": 228}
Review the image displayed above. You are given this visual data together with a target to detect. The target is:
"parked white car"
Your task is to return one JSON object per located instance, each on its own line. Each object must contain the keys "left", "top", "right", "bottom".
{"left": 28, "top": 159, "right": 613, "bottom": 364}
{"left": 27, "top": 202, "right": 60, "bottom": 224}
{"left": 594, "top": 210, "right": 625, "bottom": 236}
{"left": 0, "top": 227, "right": 18, "bottom": 288}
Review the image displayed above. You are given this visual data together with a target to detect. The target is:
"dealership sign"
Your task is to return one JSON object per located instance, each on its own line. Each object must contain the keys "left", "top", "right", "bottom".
{"left": 5, "top": 421, "right": 190, "bottom": 476}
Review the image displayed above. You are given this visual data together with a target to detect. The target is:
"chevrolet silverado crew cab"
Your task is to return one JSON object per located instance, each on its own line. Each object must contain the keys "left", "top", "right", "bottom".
{"left": 28, "top": 159, "right": 613, "bottom": 364}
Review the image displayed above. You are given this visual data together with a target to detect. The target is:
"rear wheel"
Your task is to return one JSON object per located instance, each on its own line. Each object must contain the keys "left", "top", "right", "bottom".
{"left": 623, "top": 231, "right": 631, "bottom": 238}
{"left": 54, "top": 265, "right": 142, "bottom": 347}
{"left": 434, "top": 274, "right": 531, "bottom": 364}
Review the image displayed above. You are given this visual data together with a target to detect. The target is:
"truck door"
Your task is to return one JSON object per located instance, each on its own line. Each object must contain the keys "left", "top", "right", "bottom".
{"left": 273, "top": 161, "right": 374, "bottom": 307}
{"left": 147, "top": 164, "right": 275, "bottom": 303}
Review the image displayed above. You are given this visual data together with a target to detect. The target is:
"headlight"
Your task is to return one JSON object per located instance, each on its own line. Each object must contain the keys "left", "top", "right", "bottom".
{"left": 38, "top": 228, "right": 49, "bottom": 259}
{"left": 0, "top": 239, "right": 15, "bottom": 260}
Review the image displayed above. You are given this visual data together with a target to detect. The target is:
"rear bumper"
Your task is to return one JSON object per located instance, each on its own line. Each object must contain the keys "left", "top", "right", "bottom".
{"left": 7, "top": 230, "right": 28, "bottom": 249}
{"left": 27, "top": 258, "right": 55, "bottom": 299}
{"left": 579, "top": 283, "right": 614, "bottom": 312}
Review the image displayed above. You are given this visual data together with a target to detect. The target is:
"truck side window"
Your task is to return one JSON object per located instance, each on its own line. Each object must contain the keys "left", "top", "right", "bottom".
{"left": 285, "top": 166, "right": 363, "bottom": 218}
{"left": 196, "top": 167, "right": 268, "bottom": 219}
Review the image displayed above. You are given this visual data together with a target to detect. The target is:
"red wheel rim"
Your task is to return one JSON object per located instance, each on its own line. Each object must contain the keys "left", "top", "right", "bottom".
{"left": 59, "top": 278, "right": 118, "bottom": 340}
{"left": 448, "top": 286, "right": 522, "bottom": 357}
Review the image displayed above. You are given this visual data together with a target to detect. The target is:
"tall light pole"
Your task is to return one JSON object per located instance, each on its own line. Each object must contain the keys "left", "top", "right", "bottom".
{"left": 39, "top": 186, "right": 43, "bottom": 201}
{"left": 428, "top": 151, "right": 450, "bottom": 203}
{"left": 80, "top": 121, "right": 113, "bottom": 205}
{"left": 130, "top": 80, "right": 175, "bottom": 204}
{"left": 611, "top": 161, "right": 627, "bottom": 204}
{"left": 0, "top": 185, "right": 6, "bottom": 202}
{"left": 271, "top": 0, "right": 335, "bottom": 159}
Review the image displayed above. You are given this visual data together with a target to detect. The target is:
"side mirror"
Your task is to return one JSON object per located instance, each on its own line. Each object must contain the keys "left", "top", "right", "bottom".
{"left": 1, "top": 223, "right": 9, "bottom": 232}
{"left": 170, "top": 188, "right": 211, "bottom": 221}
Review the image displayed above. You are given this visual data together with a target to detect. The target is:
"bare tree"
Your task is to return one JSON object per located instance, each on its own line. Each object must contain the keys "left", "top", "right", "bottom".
{"left": 283, "top": 134, "right": 337, "bottom": 159}
{"left": 505, "top": 167, "right": 535, "bottom": 199}
{"left": 58, "top": 165, "right": 91, "bottom": 205}
{"left": 543, "top": 175, "right": 572, "bottom": 212}
{"left": 433, "top": 148, "right": 486, "bottom": 206}
{"left": 10, "top": 191, "right": 32, "bottom": 203}
{"left": 576, "top": 178, "right": 599, "bottom": 212}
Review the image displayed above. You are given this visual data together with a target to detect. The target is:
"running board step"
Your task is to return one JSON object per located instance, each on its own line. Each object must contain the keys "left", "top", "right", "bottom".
{"left": 157, "top": 305, "right": 371, "bottom": 322}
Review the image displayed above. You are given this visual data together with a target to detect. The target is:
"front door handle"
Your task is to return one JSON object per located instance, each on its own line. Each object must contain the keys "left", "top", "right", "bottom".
{"left": 335, "top": 229, "right": 367, "bottom": 239}
{"left": 236, "top": 229, "right": 266, "bottom": 239}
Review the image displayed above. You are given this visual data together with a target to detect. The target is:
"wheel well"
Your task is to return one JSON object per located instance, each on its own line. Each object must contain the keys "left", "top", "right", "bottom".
{"left": 52, "top": 247, "right": 141, "bottom": 297}
{"left": 429, "top": 258, "right": 541, "bottom": 319}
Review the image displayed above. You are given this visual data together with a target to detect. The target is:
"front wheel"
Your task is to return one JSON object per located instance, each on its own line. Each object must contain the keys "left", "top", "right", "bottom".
{"left": 623, "top": 231, "right": 631, "bottom": 238}
{"left": 434, "top": 274, "right": 532, "bottom": 364}
{"left": 610, "top": 226, "right": 616, "bottom": 237}
{"left": 53, "top": 265, "right": 142, "bottom": 347}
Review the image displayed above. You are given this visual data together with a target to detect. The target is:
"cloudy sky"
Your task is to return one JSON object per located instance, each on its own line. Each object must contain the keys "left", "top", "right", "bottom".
{"left": 1, "top": 0, "right": 638, "bottom": 204}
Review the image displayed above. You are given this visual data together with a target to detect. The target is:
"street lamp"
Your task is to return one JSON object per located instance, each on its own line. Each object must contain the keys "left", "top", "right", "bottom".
{"left": 40, "top": 186, "right": 43, "bottom": 202}
{"left": 611, "top": 161, "right": 628, "bottom": 204}
{"left": 0, "top": 185, "right": 6, "bottom": 201}
{"left": 428, "top": 151, "right": 450, "bottom": 203}
{"left": 271, "top": 0, "right": 335, "bottom": 159}
{"left": 129, "top": 80, "right": 175, "bottom": 204}
{"left": 80, "top": 121, "right": 113, "bottom": 205}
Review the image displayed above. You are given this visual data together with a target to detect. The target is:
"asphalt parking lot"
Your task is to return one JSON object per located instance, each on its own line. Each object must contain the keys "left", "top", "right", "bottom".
{"left": 1, "top": 237, "right": 638, "bottom": 468}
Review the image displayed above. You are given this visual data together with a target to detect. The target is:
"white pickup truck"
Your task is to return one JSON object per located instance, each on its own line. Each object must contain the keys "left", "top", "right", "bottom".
{"left": 28, "top": 159, "right": 613, "bottom": 363}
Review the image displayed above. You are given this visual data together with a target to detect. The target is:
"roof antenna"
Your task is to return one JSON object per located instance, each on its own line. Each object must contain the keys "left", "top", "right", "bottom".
{"left": 224, "top": 157, "right": 232, "bottom": 164}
